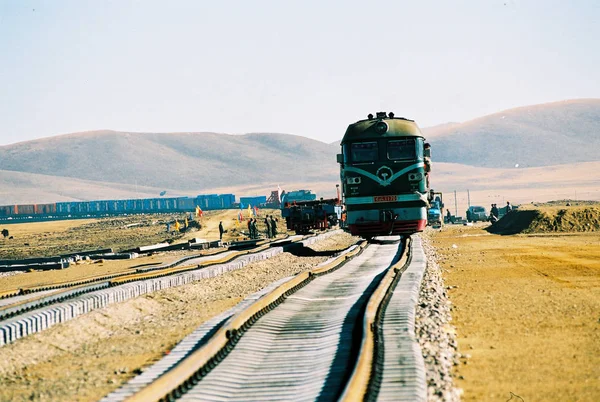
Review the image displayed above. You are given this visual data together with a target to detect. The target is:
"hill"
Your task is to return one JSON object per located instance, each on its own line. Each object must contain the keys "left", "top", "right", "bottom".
{"left": 0, "top": 169, "right": 191, "bottom": 205}
{"left": 426, "top": 99, "right": 600, "bottom": 168}
{"left": 0, "top": 131, "right": 340, "bottom": 193}
{"left": 1, "top": 99, "right": 600, "bottom": 205}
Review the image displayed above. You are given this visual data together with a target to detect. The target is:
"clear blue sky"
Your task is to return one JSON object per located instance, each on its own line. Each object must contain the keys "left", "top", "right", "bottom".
{"left": 1, "top": 0, "right": 598, "bottom": 145}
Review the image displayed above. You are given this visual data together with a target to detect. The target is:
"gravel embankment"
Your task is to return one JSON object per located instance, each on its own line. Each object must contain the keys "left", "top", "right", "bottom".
{"left": 0, "top": 232, "right": 359, "bottom": 402}
{"left": 417, "top": 233, "right": 463, "bottom": 401}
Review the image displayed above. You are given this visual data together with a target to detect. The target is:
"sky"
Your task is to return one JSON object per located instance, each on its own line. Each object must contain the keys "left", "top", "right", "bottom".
{"left": 1, "top": 0, "right": 599, "bottom": 146}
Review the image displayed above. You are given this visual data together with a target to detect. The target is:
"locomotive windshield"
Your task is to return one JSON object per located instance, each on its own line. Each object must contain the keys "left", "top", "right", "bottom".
{"left": 387, "top": 138, "right": 417, "bottom": 161}
{"left": 350, "top": 142, "right": 378, "bottom": 163}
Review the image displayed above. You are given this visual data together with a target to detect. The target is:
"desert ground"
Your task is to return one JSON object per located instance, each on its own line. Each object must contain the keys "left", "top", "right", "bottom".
{"left": 426, "top": 205, "right": 600, "bottom": 401}
{"left": 1, "top": 205, "right": 599, "bottom": 401}
{"left": 0, "top": 209, "right": 283, "bottom": 292}
{"left": 0, "top": 208, "right": 272, "bottom": 259}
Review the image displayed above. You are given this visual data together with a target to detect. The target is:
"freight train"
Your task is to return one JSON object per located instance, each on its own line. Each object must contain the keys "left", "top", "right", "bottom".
{"left": 337, "top": 112, "right": 430, "bottom": 237}
{"left": 0, "top": 194, "right": 235, "bottom": 220}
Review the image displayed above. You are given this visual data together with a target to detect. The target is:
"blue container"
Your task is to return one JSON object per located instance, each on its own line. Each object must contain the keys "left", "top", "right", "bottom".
{"left": 240, "top": 196, "right": 267, "bottom": 208}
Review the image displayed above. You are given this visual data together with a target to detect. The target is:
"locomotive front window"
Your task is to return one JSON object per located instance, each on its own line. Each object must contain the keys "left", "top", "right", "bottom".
{"left": 350, "top": 142, "right": 378, "bottom": 163}
{"left": 387, "top": 139, "right": 416, "bottom": 161}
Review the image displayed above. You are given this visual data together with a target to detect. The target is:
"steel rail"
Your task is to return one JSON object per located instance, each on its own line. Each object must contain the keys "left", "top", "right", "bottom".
{"left": 339, "top": 237, "right": 412, "bottom": 402}
{"left": 123, "top": 240, "right": 370, "bottom": 402}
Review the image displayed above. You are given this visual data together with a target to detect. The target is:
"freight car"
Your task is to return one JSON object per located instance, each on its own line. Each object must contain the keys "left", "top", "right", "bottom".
{"left": 337, "top": 112, "right": 430, "bottom": 237}
{"left": 0, "top": 203, "right": 57, "bottom": 217}
{"left": 281, "top": 198, "right": 342, "bottom": 234}
{"left": 0, "top": 193, "right": 236, "bottom": 221}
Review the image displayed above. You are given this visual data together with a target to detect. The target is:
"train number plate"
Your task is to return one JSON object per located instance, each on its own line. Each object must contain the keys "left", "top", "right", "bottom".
{"left": 373, "top": 195, "right": 397, "bottom": 203}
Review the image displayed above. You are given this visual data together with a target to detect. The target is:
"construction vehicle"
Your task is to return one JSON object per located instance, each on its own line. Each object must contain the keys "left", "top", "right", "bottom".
{"left": 427, "top": 191, "right": 444, "bottom": 227}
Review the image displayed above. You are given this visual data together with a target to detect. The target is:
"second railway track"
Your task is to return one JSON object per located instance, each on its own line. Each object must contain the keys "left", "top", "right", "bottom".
{"left": 109, "top": 235, "right": 428, "bottom": 402}
{"left": 0, "top": 231, "right": 340, "bottom": 346}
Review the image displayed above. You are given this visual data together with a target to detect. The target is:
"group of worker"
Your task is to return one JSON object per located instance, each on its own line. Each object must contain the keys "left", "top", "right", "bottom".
{"left": 489, "top": 201, "right": 512, "bottom": 223}
{"left": 218, "top": 215, "right": 280, "bottom": 241}
{"left": 246, "top": 215, "right": 279, "bottom": 239}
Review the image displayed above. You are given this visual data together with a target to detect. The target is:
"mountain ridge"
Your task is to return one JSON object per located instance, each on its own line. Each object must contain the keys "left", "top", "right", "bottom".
{"left": 1, "top": 99, "right": 599, "bottom": 204}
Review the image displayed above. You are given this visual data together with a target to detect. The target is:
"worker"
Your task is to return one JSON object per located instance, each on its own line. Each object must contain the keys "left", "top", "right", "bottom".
{"left": 264, "top": 217, "right": 271, "bottom": 239}
{"left": 219, "top": 221, "right": 224, "bottom": 240}
{"left": 491, "top": 204, "right": 499, "bottom": 219}
{"left": 247, "top": 219, "right": 252, "bottom": 239}
{"left": 424, "top": 143, "right": 431, "bottom": 188}
{"left": 505, "top": 201, "right": 512, "bottom": 214}
{"left": 251, "top": 218, "right": 258, "bottom": 239}
{"left": 270, "top": 215, "right": 277, "bottom": 237}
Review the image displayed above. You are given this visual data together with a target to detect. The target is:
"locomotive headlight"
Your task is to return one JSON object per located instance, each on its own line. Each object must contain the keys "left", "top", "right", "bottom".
{"left": 375, "top": 121, "right": 388, "bottom": 134}
{"left": 408, "top": 172, "right": 423, "bottom": 181}
{"left": 347, "top": 177, "right": 361, "bottom": 184}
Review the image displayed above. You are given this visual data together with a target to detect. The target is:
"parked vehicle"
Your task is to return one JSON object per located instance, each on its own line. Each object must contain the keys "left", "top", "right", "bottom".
{"left": 427, "top": 191, "right": 444, "bottom": 227}
{"left": 466, "top": 206, "right": 487, "bottom": 222}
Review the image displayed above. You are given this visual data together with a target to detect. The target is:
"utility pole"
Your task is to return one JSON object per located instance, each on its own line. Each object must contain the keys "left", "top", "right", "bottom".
{"left": 454, "top": 190, "right": 458, "bottom": 216}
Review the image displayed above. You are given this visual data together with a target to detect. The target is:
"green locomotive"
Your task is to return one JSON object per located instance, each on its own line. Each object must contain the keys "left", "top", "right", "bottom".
{"left": 337, "top": 112, "right": 431, "bottom": 237}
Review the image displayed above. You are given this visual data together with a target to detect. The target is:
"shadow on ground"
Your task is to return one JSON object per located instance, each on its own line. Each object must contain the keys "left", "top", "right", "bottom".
{"left": 286, "top": 243, "right": 349, "bottom": 257}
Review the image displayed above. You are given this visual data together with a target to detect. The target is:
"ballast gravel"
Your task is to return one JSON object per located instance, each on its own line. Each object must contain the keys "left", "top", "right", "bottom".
{"left": 0, "top": 232, "right": 359, "bottom": 402}
{"left": 417, "top": 233, "right": 462, "bottom": 401}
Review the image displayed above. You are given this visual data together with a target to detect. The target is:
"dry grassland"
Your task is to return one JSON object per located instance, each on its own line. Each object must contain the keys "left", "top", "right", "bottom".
{"left": 427, "top": 223, "right": 600, "bottom": 401}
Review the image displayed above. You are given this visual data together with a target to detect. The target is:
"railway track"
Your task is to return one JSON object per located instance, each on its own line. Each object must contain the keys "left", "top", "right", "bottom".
{"left": 105, "top": 235, "right": 428, "bottom": 402}
{"left": 0, "top": 231, "right": 340, "bottom": 346}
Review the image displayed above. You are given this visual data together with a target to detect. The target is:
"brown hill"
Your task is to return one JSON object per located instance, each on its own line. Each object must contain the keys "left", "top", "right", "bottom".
{"left": 0, "top": 169, "right": 190, "bottom": 205}
{"left": 0, "top": 131, "right": 340, "bottom": 192}
{"left": 1, "top": 99, "right": 600, "bottom": 205}
{"left": 426, "top": 99, "right": 600, "bottom": 168}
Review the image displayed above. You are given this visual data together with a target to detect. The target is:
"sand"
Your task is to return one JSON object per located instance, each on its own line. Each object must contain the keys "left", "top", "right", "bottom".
{"left": 426, "top": 223, "right": 600, "bottom": 401}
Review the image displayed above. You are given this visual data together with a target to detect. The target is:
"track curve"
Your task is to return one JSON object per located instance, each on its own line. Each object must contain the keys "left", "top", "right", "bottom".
{"left": 114, "top": 235, "right": 431, "bottom": 402}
